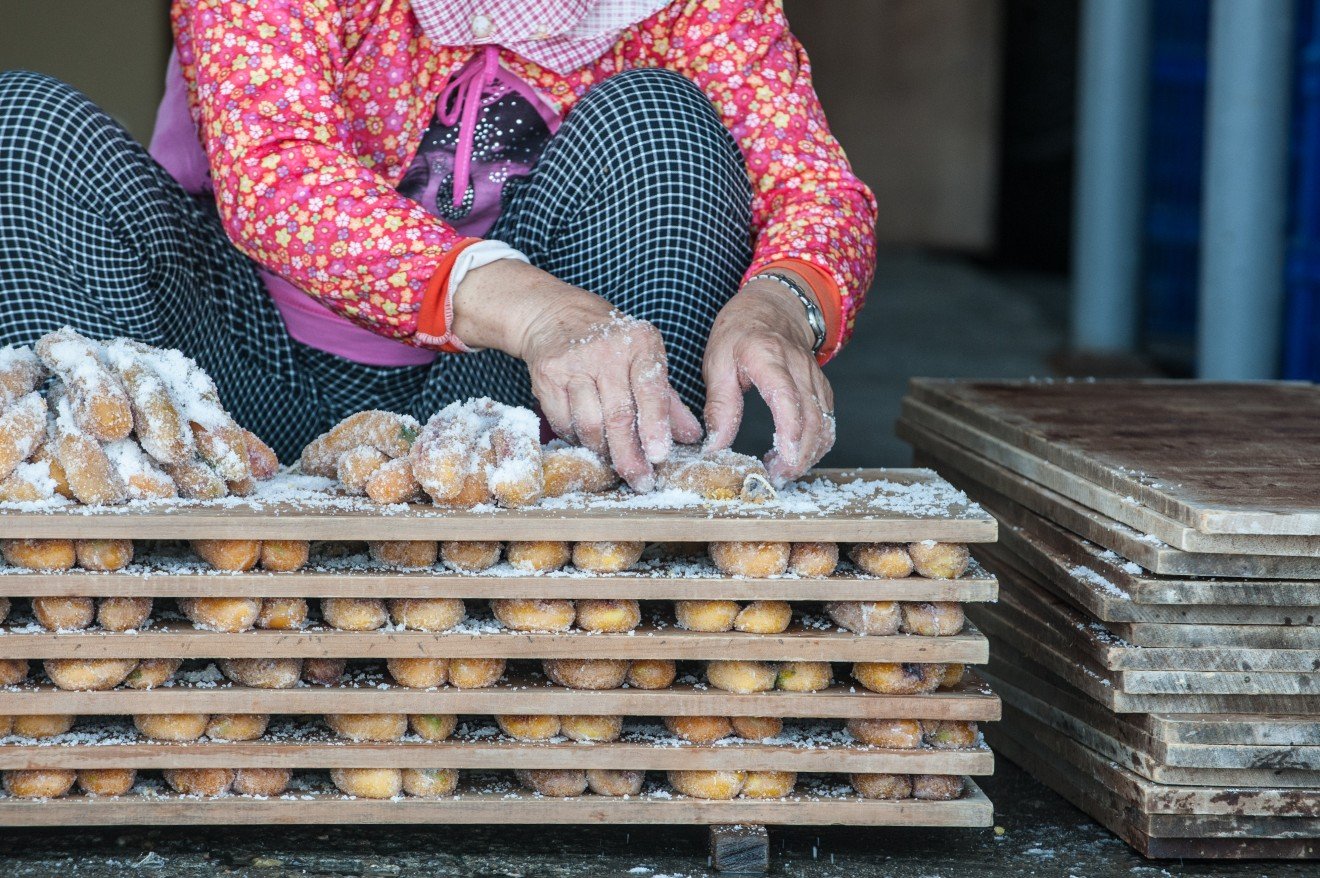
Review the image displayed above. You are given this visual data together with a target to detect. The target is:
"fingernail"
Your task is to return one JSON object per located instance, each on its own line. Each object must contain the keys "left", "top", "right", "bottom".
{"left": 634, "top": 473, "right": 656, "bottom": 493}
{"left": 646, "top": 436, "right": 672, "bottom": 464}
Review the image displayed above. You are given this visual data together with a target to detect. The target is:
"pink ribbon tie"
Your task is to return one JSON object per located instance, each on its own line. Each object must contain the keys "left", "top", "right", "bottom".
{"left": 437, "top": 45, "right": 503, "bottom": 210}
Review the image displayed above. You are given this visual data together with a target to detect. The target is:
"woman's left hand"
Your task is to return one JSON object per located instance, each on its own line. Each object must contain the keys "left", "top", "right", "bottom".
{"left": 702, "top": 274, "right": 835, "bottom": 484}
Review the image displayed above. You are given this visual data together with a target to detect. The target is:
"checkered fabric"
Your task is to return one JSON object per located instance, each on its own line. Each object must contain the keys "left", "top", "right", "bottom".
{"left": 0, "top": 68, "right": 750, "bottom": 463}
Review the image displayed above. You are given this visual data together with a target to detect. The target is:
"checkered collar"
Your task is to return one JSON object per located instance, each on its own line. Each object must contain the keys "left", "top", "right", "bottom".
{"left": 411, "top": 0, "right": 670, "bottom": 72}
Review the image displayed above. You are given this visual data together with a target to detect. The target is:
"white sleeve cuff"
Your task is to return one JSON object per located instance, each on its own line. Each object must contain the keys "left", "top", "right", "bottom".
{"left": 447, "top": 240, "right": 531, "bottom": 299}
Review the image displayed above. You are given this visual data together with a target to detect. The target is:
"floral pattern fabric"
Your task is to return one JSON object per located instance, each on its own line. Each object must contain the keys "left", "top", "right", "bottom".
{"left": 173, "top": 0, "right": 877, "bottom": 359}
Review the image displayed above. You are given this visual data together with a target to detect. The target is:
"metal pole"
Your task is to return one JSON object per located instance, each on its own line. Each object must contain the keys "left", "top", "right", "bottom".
{"left": 1070, "top": 0, "right": 1152, "bottom": 354}
{"left": 1197, "top": 0, "right": 1294, "bottom": 379}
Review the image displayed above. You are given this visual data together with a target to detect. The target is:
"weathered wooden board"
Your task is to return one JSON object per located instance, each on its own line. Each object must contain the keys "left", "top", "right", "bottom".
{"left": 0, "top": 561, "right": 998, "bottom": 603}
{"left": 1147, "top": 714, "right": 1320, "bottom": 748}
{"left": 0, "top": 677, "right": 1003, "bottom": 720}
{"left": 902, "top": 396, "right": 1320, "bottom": 554}
{"left": 0, "top": 469, "right": 997, "bottom": 544}
{"left": 982, "top": 489, "right": 1320, "bottom": 610}
{"left": 908, "top": 378, "right": 1320, "bottom": 538}
{"left": 0, "top": 733, "right": 993, "bottom": 774}
{"left": 0, "top": 620, "right": 991, "bottom": 664}
{"left": 0, "top": 781, "right": 995, "bottom": 827}
{"left": 902, "top": 424, "right": 1320, "bottom": 579}
{"left": 709, "top": 823, "right": 769, "bottom": 874}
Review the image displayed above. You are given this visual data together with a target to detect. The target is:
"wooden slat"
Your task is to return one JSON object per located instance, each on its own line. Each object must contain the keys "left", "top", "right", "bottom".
{"left": 0, "top": 781, "right": 994, "bottom": 827}
{"left": 0, "top": 621, "right": 991, "bottom": 663}
{"left": 0, "top": 734, "right": 994, "bottom": 774}
{"left": 903, "top": 397, "right": 1320, "bottom": 555}
{"left": 908, "top": 379, "right": 1320, "bottom": 538}
{"left": 0, "top": 562, "right": 999, "bottom": 602}
{"left": 0, "top": 678, "right": 1003, "bottom": 720}
{"left": 0, "top": 469, "right": 997, "bottom": 543}
{"left": 1147, "top": 714, "right": 1320, "bottom": 748}
{"left": 901, "top": 422, "right": 1320, "bottom": 579}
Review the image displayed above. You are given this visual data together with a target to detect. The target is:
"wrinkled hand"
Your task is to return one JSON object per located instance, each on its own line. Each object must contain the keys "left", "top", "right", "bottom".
{"left": 702, "top": 277, "right": 835, "bottom": 483}
{"left": 453, "top": 259, "right": 701, "bottom": 491}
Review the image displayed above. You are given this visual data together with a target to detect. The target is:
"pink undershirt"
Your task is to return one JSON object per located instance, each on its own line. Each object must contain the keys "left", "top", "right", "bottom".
{"left": 150, "top": 47, "right": 559, "bottom": 367}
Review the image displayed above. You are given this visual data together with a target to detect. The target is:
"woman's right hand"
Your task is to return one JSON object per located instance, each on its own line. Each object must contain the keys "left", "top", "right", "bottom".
{"left": 451, "top": 259, "right": 701, "bottom": 491}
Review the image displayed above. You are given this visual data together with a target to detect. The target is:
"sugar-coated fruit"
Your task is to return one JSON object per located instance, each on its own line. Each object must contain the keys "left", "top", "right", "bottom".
{"left": 733, "top": 600, "right": 792, "bottom": 634}
{"left": 497, "top": 714, "right": 561, "bottom": 740}
{"left": 705, "top": 660, "right": 776, "bottom": 694}
{"left": 325, "top": 713, "right": 407, "bottom": 742}
{"left": 907, "top": 542, "right": 970, "bottom": 579}
{"left": 4, "top": 769, "right": 76, "bottom": 798}
{"left": 178, "top": 596, "right": 261, "bottom": 632}
{"left": 191, "top": 539, "right": 261, "bottom": 571}
{"left": 900, "top": 601, "right": 965, "bottom": 636}
{"left": 571, "top": 541, "right": 644, "bottom": 573}
{"left": 541, "top": 444, "right": 617, "bottom": 497}
{"left": 320, "top": 597, "right": 388, "bottom": 631}
{"left": 439, "top": 540, "right": 501, "bottom": 572}
{"left": 849, "top": 544, "right": 914, "bottom": 578}
{"left": 788, "top": 542, "right": 838, "bottom": 577}
{"left": 337, "top": 444, "right": 390, "bottom": 494}
{"left": 365, "top": 456, "right": 423, "bottom": 504}
{"left": 941, "top": 663, "right": 966, "bottom": 689}
{"left": 674, "top": 600, "right": 739, "bottom": 632}
{"left": 2, "top": 538, "right": 75, "bottom": 572}
{"left": 233, "top": 767, "right": 291, "bottom": 796}
{"left": 846, "top": 718, "right": 923, "bottom": 748}
{"left": 505, "top": 540, "right": 571, "bottom": 572}
{"left": 387, "top": 597, "right": 465, "bottom": 632}
{"left": 96, "top": 596, "right": 152, "bottom": 631}
{"left": 664, "top": 715, "right": 732, "bottom": 743}
{"left": 559, "top": 714, "right": 622, "bottom": 742}
{"left": 0, "top": 659, "right": 27, "bottom": 686}
{"left": 331, "top": 768, "right": 402, "bottom": 799}
{"left": 913, "top": 774, "right": 964, "bottom": 800}
{"left": 259, "top": 540, "right": 310, "bottom": 572}
{"left": 824, "top": 600, "right": 901, "bottom": 635}
{"left": 707, "top": 541, "right": 790, "bottom": 577}
{"left": 775, "top": 661, "right": 832, "bottom": 692}
{"left": 741, "top": 770, "right": 796, "bottom": 798}
{"left": 574, "top": 598, "right": 640, "bottom": 633}
{"left": 135, "top": 713, "right": 210, "bottom": 742}
{"left": 730, "top": 716, "right": 782, "bottom": 740}
{"left": 586, "top": 769, "right": 644, "bottom": 797}
{"left": 77, "top": 768, "right": 135, "bottom": 797}
{"left": 516, "top": 768, "right": 587, "bottom": 797}
{"left": 301, "top": 658, "right": 346, "bottom": 686}
{"left": 492, "top": 598, "right": 574, "bottom": 631}
{"left": 369, "top": 539, "right": 439, "bottom": 569}
{"left": 448, "top": 658, "right": 505, "bottom": 688}
{"left": 13, "top": 715, "right": 74, "bottom": 738}
{"left": 0, "top": 716, "right": 13, "bottom": 736}
{"left": 74, "top": 539, "right": 133, "bottom": 572}
{"left": 32, "top": 596, "right": 94, "bottom": 631}
{"left": 923, "top": 720, "right": 979, "bottom": 750}
{"left": 408, "top": 714, "right": 458, "bottom": 741}
{"left": 542, "top": 658, "right": 629, "bottom": 690}
{"left": 44, "top": 658, "right": 137, "bottom": 691}
{"left": 667, "top": 769, "right": 745, "bottom": 799}
{"left": 205, "top": 713, "right": 270, "bottom": 741}
{"left": 402, "top": 767, "right": 458, "bottom": 797}
{"left": 850, "top": 773, "right": 913, "bottom": 799}
{"left": 387, "top": 657, "right": 449, "bottom": 689}
{"left": 852, "top": 662, "right": 945, "bottom": 695}
{"left": 219, "top": 658, "right": 302, "bottom": 689}
{"left": 255, "top": 597, "right": 308, "bottom": 630}
{"left": 123, "top": 658, "right": 181, "bottom": 690}
{"left": 625, "top": 659, "right": 676, "bottom": 690}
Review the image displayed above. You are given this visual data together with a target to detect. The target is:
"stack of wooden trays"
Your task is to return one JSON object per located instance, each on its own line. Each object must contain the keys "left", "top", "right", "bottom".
{"left": 898, "top": 379, "right": 1320, "bottom": 860}
{"left": 0, "top": 469, "right": 999, "bottom": 870}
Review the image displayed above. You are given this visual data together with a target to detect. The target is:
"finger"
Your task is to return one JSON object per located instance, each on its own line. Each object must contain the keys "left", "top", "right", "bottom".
{"left": 598, "top": 377, "right": 653, "bottom": 492}
{"left": 745, "top": 354, "right": 806, "bottom": 479}
{"left": 702, "top": 348, "right": 745, "bottom": 452}
{"left": 809, "top": 368, "right": 837, "bottom": 465}
{"left": 567, "top": 379, "right": 605, "bottom": 457}
{"left": 538, "top": 383, "right": 577, "bottom": 444}
{"left": 667, "top": 389, "right": 703, "bottom": 445}
{"left": 631, "top": 359, "right": 674, "bottom": 464}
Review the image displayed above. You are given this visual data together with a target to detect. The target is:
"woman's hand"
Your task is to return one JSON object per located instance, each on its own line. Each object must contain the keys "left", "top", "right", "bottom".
{"left": 702, "top": 274, "right": 835, "bottom": 484}
{"left": 452, "top": 259, "right": 701, "bottom": 491}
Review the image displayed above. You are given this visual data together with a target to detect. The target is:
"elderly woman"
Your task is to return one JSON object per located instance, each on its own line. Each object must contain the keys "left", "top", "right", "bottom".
{"left": 0, "top": 1, "right": 875, "bottom": 488}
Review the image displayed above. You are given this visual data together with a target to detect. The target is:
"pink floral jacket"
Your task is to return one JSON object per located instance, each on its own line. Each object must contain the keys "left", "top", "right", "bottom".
{"left": 173, "top": 0, "right": 877, "bottom": 360}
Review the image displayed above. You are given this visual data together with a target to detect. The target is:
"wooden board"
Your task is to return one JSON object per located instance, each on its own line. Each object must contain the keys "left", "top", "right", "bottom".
{"left": 902, "top": 396, "right": 1320, "bottom": 555}
{"left": 0, "top": 677, "right": 1003, "bottom": 720}
{"left": 0, "top": 621, "right": 991, "bottom": 664}
{"left": 0, "top": 469, "right": 997, "bottom": 544}
{"left": 901, "top": 422, "right": 1320, "bottom": 579}
{"left": 0, "top": 780, "right": 994, "bottom": 827}
{"left": 0, "top": 561, "right": 999, "bottom": 603}
{"left": 908, "top": 378, "right": 1320, "bottom": 538}
{"left": 709, "top": 823, "right": 768, "bottom": 873}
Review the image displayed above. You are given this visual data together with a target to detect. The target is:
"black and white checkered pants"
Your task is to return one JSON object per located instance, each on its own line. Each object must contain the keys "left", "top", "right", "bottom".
{"left": 0, "top": 68, "right": 753, "bottom": 462}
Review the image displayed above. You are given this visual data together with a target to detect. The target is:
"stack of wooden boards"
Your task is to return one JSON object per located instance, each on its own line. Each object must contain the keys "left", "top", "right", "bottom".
{"left": 897, "top": 378, "right": 1320, "bottom": 860}
{"left": 0, "top": 469, "right": 999, "bottom": 870}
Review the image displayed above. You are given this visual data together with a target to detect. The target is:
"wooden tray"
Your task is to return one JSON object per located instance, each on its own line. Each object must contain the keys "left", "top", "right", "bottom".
{"left": 902, "top": 424, "right": 1320, "bottom": 579}
{"left": 0, "top": 677, "right": 1003, "bottom": 720}
{"left": 0, "top": 780, "right": 994, "bottom": 828}
{"left": 0, "top": 469, "right": 997, "bottom": 544}
{"left": 0, "top": 621, "right": 991, "bottom": 663}
{"left": 908, "top": 379, "right": 1320, "bottom": 539}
